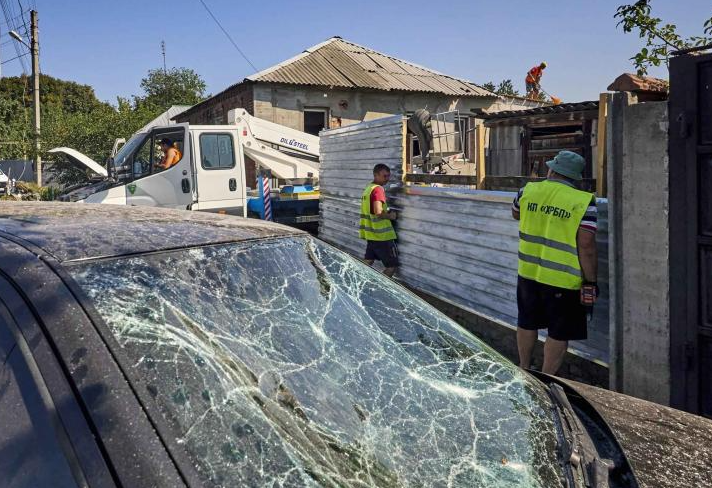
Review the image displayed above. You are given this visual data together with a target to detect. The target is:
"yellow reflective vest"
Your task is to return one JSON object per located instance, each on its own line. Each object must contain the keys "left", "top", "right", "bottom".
{"left": 359, "top": 183, "right": 397, "bottom": 241}
{"left": 518, "top": 179, "right": 593, "bottom": 290}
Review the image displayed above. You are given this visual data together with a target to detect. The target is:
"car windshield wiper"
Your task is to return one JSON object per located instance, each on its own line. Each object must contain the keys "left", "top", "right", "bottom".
{"left": 548, "top": 383, "right": 612, "bottom": 488}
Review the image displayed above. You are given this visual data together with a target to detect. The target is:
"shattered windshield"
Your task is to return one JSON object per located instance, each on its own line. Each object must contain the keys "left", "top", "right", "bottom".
{"left": 70, "top": 237, "right": 564, "bottom": 487}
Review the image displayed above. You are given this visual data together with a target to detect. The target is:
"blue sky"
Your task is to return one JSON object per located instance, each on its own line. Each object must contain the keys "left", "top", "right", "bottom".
{"left": 1, "top": 0, "right": 710, "bottom": 104}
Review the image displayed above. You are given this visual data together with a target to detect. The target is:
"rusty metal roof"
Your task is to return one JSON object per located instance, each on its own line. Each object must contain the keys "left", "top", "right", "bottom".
{"left": 245, "top": 37, "right": 494, "bottom": 97}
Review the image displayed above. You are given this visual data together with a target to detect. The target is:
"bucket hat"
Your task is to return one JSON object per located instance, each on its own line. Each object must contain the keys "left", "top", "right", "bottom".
{"left": 546, "top": 150, "right": 585, "bottom": 181}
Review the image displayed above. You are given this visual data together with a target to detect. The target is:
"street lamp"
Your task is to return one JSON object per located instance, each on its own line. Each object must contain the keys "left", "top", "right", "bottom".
{"left": 9, "top": 30, "right": 29, "bottom": 48}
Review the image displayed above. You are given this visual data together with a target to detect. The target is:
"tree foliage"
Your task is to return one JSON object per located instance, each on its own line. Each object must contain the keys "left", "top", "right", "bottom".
{"left": 615, "top": 0, "right": 712, "bottom": 75}
{"left": 0, "top": 74, "right": 106, "bottom": 114}
{"left": 481, "top": 79, "right": 521, "bottom": 97}
{"left": 0, "top": 67, "right": 207, "bottom": 188}
{"left": 138, "top": 67, "right": 207, "bottom": 110}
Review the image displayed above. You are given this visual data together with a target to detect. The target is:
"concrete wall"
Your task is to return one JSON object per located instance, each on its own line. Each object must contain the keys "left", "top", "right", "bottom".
{"left": 252, "top": 83, "right": 501, "bottom": 132}
{"left": 176, "top": 80, "right": 544, "bottom": 131}
{"left": 607, "top": 93, "right": 670, "bottom": 404}
{"left": 319, "top": 116, "right": 611, "bottom": 367}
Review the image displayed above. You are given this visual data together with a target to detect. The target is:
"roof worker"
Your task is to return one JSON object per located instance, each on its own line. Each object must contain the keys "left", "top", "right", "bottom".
{"left": 525, "top": 62, "right": 547, "bottom": 99}
{"left": 360, "top": 164, "right": 399, "bottom": 277}
{"left": 157, "top": 138, "right": 182, "bottom": 171}
{"left": 512, "top": 150, "right": 598, "bottom": 375}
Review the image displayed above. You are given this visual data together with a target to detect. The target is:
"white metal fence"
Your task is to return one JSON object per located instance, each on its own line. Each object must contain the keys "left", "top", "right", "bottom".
{"left": 319, "top": 116, "right": 609, "bottom": 364}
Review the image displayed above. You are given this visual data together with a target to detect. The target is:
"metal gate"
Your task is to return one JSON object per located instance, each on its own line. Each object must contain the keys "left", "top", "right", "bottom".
{"left": 669, "top": 47, "right": 712, "bottom": 417}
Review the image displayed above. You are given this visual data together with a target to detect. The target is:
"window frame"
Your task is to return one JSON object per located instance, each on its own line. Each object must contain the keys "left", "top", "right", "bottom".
{"left": 199, "top": 132, "right": 236, "bottom": 170}
{"left": 303, "top": 107, "right": 330, "bottom": 136}
{"left": 151, "top": 128, "right": 187, "bottom": 174}
{"left": 133, "top": 135, "right": 155, "bottom": 178}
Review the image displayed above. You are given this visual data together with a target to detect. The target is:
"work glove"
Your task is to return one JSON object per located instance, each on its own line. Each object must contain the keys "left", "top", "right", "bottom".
{"left": 580, "top": 282, "right": 599, "bottom": 306}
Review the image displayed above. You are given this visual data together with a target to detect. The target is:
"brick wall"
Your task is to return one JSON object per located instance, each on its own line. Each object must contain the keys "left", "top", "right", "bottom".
{"left": 174, "top": 82, "right": 254, "bottom": 124}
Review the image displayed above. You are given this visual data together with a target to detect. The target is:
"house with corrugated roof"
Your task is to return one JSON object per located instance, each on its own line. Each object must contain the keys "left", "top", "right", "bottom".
{"left": 174, "top": 37, "right": 540, "bottom": 134}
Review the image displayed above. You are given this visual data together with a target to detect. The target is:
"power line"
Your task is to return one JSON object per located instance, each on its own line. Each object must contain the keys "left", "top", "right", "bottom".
{"left": 0, "top": 0, "right": 28, "bottom": 72}
{"left": 16, "top": 0, "right": 29, "bottom": 38}
{"left": 0, "top": 8, "right": 28, "bottom": 28}
{"left": 1, "top": 51, "right": 27, "bottom": 64}
{"left": 196, "top": 0, "right": 257, "bottom": 72}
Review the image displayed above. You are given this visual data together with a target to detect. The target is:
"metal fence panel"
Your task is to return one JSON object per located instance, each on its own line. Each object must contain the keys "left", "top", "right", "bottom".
{"left": 319, "top": 117, "right": 610, "bottom": 364}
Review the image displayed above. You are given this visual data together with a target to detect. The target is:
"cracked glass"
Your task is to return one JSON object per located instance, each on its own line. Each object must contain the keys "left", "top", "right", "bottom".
{"left": 70, "top": 236, "right": 565, "bottom": 487}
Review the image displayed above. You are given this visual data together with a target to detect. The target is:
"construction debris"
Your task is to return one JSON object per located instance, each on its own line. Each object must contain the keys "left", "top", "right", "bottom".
{"left": 607, "top": 73, "right": 669, "bottom": 100}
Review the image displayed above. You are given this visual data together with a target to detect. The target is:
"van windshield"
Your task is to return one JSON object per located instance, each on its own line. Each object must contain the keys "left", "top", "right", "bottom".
{"left": 70, "top": 236, "right": 564, "bottom": 487}
{"left": 111, "top": 133, "right": 147, "bottom": 171}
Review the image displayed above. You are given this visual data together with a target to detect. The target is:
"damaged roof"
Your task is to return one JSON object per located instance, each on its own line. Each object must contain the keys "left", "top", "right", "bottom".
{"left": 244, "top": 37, "right": 494, "bottom": 97}
{"left": 475, "top": 100, "right": 599, "bottom": 120}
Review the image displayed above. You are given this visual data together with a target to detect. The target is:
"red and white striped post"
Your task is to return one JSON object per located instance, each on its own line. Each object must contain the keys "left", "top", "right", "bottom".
{"left": 258, "top": 172, "right": 272, "bottom": 221}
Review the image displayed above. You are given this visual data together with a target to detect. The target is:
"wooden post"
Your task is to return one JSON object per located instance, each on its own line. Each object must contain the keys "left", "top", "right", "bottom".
{"left": 402, "top": 118, "right": 409, "bottom": 185}
{"left": 475, "top": 122, "right": 486, "bottom": 189}
{"left": 596, "top": 93, "right": 609, "bottom": 197}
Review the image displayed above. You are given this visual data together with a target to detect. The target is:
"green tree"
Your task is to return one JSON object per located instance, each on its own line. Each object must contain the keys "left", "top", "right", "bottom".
{"left": 481, "top": 79, "right": 521, "bottom": 97}
{"left": 0, "top": 74, "right": 106, "bottom": 114}
{"left": 137, "top": 67, "right": 207, "bottom": 110}
{"left": 1, "top": 68, "right": 206, "bottom": 188}
{"left": 42, "top": 98, "right": 164, "bottom": 186}
{"left": 482, "top": 81, "right": 497, "bottom": 93}
{"left": 615, "top": 0, "right": 712, "bottom": 75}
{"left": 495, "top": 79, "right": 520, "bottom": 96}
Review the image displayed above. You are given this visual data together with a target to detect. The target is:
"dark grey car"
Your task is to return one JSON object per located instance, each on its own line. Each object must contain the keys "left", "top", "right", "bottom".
{"left": 0, "top": 203, "right": 709, "bottom": 488}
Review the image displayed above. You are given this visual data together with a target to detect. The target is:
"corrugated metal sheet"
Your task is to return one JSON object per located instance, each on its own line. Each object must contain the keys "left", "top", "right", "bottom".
{"left": 138, "top": 105, "right": 191, "bottom": 133}
{"left": 319, "top": 117, "right": 611, "bottom": 365}
{"left": 247, "top": 38, "right": 494, "bottom": 98}
{"left": 479, "top": 101, "right": 600, "bottom": 121}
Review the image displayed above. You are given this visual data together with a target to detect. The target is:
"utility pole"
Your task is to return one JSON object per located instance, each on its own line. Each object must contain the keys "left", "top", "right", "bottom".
{"left": 31, "top": 10, "right": 40, "bottom": 187}
{"left": 161, "top": 40, "right": 167, "bottom": 74}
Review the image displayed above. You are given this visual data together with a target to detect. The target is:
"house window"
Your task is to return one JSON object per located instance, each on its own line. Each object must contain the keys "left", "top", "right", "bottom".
{"left": 303, "top": 108, "right": 329, "bottom": 136}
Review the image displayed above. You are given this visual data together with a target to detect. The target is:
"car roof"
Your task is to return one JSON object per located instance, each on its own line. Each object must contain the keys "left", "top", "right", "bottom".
{"left": 0, "top": 202, "right": 303, "bottom": 262}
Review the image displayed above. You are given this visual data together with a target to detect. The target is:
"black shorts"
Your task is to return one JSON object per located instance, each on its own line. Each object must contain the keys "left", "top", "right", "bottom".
{"left": 517, "top": 276, "right": 587, "bottom": 341}
{"left": 365, "top": 240, "right": 399, "bottom": 268}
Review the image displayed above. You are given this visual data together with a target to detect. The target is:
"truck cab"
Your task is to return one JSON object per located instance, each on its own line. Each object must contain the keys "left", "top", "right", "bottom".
{"left": 59, "top": 109, "right": 320, "bottom": 220}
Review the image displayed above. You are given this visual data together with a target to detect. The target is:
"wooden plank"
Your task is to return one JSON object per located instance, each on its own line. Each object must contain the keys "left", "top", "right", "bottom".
{"left": 522, "top": 126, "right": 532, "bottom": 175}
{"left": 596, "top": 93, "right": 609, "bottom": 197}
{"left": 476, "top": 122, "right": 486, "bottom": 188}
{"left": 405, "top": 173, "right": 479, "bottom": 185}
{"left": 582, "top": 119, "right": 593, "bottom": 179}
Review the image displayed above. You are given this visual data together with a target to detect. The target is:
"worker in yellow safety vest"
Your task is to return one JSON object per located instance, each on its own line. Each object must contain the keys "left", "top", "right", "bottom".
{"left": 359, "top": 163, "right": 399, "bottom": 277}
{"left": 512, "top": 150, "right": 598, "bottom": 375}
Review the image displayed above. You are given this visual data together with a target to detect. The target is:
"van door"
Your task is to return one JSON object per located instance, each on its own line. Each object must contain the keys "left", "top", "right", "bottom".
{"left": 126, "top": 124, "right": 193, "bottom": 209}
{"left": 192, "top": 129, "right": 246, "bottom": 216}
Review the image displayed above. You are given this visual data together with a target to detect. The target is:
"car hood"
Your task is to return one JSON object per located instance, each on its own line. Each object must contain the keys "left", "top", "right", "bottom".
{"left": 561, "top": 379, "right": 712, "bottom": 488}
{"left": 49, "top": 147, "right": 108, "bottom": 177}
